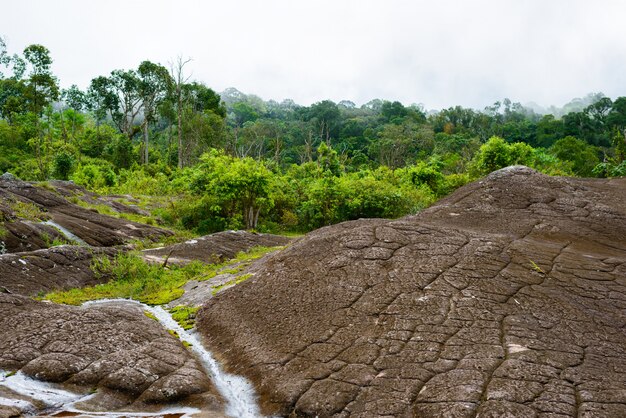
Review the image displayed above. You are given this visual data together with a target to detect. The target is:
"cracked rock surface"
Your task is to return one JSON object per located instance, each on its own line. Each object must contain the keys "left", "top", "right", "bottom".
{"left": 0, "top": 246, "right": 117, "bottom": 296}
{"left": 0, "top": 295, "right": 222, "bottom": 413}
{"left": 198, "top": 167, "right": 626, "bottom": 417}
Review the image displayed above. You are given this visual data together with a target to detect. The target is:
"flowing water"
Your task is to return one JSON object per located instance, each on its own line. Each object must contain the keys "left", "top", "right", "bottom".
{"left": 40, "top": 220, "right": 89, "bottom": 246}
{"left": 0, "top": 369, "right": 200, "bottom": 417}
{"left": 84, "top": 299, "right": 263, "bottom": 418}
{"left": 0, "top": 299, "right": 263, "bottom": 417}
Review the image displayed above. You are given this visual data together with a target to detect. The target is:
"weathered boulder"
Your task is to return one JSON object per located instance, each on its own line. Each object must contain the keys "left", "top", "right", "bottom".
{"left": 198, "top": 167, "right": 626, "bottom": 417}
{"left": 0, "top": 295, "right": 223, "bottom": 413}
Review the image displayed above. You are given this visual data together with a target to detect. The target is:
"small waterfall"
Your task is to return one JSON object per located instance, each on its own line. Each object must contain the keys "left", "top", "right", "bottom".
{"left": 83, "top": 299, "right": 264, "bottom": 418}
{"left": 0, "top": 370, "right": 200, "bottom": 417}
{"left": 40, "top": 220, "right": 89, "bottom": 246}
{"left": 0, "top": 370, "right": 90, "bottom": 413}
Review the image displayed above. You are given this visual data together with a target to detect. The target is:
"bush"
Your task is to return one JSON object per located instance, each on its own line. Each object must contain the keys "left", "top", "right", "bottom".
{"left": 470, "top": 136, "right": 534, "bottom": 177}
{"left": 53, "top": 151, "right": 75, "bottom": 180}
{"left": 71, "top": 161, "right": 117, "bottom": 189}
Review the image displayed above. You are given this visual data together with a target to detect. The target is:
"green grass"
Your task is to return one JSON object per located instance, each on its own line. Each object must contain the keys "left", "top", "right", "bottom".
{"left": 37, "top": 181, "right": 59, "bottom": 194}
{"left": 143, "top": 310, "right": 158, "bottom": 321}
{"left": 42, "top": 245, "right": 284, "bottom": 306}
{"left": 8, "top": 199, "right": 45, "bottom": 220}
{"left": 529, "top": 259, "right": 545, "bottom": 274}
{"left": 75, "top": 199, "right": 156, "bottom": 225}
{"left": 41, "top": 231, "right": 74, "bottom": 247}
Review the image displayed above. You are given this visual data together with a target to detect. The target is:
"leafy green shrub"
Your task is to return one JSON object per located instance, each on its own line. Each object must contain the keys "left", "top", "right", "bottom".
{"left": 71, "top": 161, "right": 117, "bottom": 189}
{"left": 549, "top": 136, "right": 600, "bottom": 177}
{"left": 470, "top": 136, "right": 534, "bottom": 176}
{"left": 53, "top": 151, "right": 75, "bottom": 180}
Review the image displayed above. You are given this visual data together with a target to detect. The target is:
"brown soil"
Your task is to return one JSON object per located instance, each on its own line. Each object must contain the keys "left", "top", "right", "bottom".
{"left": 197, "top": 167, "right": 626, "bottom": 417}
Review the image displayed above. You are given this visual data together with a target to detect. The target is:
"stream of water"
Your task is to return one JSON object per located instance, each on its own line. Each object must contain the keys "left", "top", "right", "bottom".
{"left": 0, "top": 299, "right": 263, "bottom": 417}
{"left": 0, "top": 370, "right": 91, "bottom": 414}
{"left": 84, "top": 299, "right": 263, "bottom": 418}
{"left": 0, "top": 369, "right": 200, "bottom": 417}
{"left": 40, "top": 220, "right": 89, "bottom": 246}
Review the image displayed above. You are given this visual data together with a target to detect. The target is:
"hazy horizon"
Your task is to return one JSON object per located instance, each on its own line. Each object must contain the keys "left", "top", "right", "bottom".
{"left": 3, "top": 0, "right": 625, "bottom": 111}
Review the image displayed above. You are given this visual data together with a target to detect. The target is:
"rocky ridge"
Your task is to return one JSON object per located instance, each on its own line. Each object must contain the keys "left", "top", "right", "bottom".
{"left": 198, "top": 167, "right": 626, "bottom": 417}
{"left": 0, "top": 228, "right": 289, "bottom": 417}
{"left": 0, "top": 175, "right": 171, "bottom": 253}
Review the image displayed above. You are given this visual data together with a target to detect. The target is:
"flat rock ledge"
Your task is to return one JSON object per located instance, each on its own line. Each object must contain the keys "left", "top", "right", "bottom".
{"left": 198, "top": 167, "right": 626, "bottom": 417}
{"left": 142, "top": 230, "right": 291, "bottom": 265}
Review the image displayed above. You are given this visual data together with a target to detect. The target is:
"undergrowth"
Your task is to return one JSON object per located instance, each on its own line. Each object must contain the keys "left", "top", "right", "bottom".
{"left": 74, "top": 199, "right": 156, "bottom": 225}
{"left": 8, "top": 199, "right": 45, "bottom": 220}
{"left": 42, "top": 245, "right": 283, "bottom": 305}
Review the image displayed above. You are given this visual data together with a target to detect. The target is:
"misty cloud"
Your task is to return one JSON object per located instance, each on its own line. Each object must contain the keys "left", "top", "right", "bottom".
{"left": 3, "top": 0, "right": 624, "bottom": 110}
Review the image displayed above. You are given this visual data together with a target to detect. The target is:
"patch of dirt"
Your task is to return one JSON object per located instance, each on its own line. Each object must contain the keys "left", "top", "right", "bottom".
{"left": 197, "top": 167, "right": 626, "bottom": 417}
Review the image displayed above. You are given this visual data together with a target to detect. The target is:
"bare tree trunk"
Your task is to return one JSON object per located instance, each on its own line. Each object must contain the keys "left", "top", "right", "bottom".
{"left": 167, "top": 123, "right": 173, "bottom": 167}
{"left": 169, "top": 56, "right": 192, "bottom": 169}
{"left": 253, "top": 207, "right": 260, "bottom": 229}
{"left": 177, "top": 88, "right": 183, "bottom": 168}
{"left": 305, "top": 131, "right": 313, "bottom": 162}
{"left": 143, "top": 120, "right": 149, "bottom": 164}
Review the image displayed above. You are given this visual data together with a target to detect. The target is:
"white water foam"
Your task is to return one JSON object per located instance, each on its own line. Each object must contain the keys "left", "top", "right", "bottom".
{"left": 0, "top": 370, "right": 86, "bottom": 408}
{"left": 0, "top": 370, "right": 200, "bottom": 417}
{"left": 83, "top": 299, "right": 263, "bottom": 418}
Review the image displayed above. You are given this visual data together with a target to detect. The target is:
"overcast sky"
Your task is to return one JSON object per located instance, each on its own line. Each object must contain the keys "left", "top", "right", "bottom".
{"left": 3, "top": 0, "right": 625, "bottom": 110}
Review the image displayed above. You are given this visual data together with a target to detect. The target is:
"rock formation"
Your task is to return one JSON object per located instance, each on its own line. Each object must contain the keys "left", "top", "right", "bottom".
{"left": 0, "top": 176, "right": 171, "bottom": 253}
{"left": 0, "top": 226, "right": 288, "bottom": 416}
{"left": 0, "top": 246, "right": 117, "bottom": 296}
{"left": 0, "top": 295, "right": 223, "bottom": 415}
{"left": 143, "top": 230, "right": 291, "bottom": 265}
{"left": 198, "top": 167, "right": 626, "bottom": 417}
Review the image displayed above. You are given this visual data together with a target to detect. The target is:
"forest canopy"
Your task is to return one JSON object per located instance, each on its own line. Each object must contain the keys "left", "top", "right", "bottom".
{"left": 2, "top": 39, "right": 625, "bottom": 234}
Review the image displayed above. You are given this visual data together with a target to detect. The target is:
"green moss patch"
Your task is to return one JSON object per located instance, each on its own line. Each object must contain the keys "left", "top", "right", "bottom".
{"left": 170, "top": 305, "right": 200, "bottom": 330}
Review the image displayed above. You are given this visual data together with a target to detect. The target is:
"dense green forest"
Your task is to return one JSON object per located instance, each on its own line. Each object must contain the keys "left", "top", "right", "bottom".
{"left": 2, "top": 40, "right": 626, "bottom": 234}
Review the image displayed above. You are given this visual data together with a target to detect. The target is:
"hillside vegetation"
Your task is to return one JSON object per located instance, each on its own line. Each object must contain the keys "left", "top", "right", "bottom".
{"left": 2, "top": 39, "right": 626, "bottom": 235}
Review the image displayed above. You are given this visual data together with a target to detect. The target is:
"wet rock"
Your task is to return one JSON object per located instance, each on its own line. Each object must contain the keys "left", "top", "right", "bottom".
{"left": 0, "top": 177, "right": 171, "bottom": 253}
{"left": 0, "top": 295, "right": 220, "bottom": 413}
{"left": 198, "top": 167, "right": 626, "bottom": 417}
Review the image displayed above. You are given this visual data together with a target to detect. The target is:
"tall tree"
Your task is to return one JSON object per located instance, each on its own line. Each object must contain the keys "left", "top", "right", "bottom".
{"left": 22, "top": 44, "right": 59, "bottom": 115}
{"left": 169, "top": 56, "right": 192, "bottom": 168}
{"left": 137, "top": 60, "right": 171, "bottom": 164}
{"left": 88, "top": 69, "right": 142, "bottom": 138}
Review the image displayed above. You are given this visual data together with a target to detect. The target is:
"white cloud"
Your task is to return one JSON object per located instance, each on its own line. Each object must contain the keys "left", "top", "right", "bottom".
{"left": 3, "top": 0, "right": 625, "bottom": 110}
